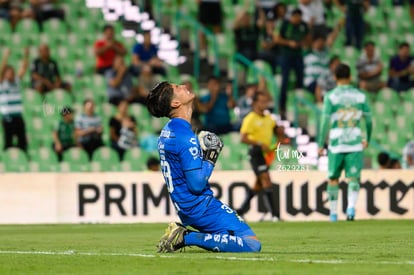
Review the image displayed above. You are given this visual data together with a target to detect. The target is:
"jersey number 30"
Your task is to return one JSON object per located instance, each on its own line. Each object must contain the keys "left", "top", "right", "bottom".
{"left": 161, "top": 160, "right": 174, "bottom": 193}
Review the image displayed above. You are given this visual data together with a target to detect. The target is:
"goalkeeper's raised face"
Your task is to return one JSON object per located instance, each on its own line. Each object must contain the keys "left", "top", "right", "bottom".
{"left": 147, "top": 81, "right": 195, "bottom": 118}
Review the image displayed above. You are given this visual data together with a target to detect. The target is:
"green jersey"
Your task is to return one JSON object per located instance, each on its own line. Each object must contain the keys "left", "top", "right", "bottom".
{"left": 55, "top": 120, "right": 75, "bottom": 147}
{"left": 318, "top": 84, "right": 372, "bottom": 154}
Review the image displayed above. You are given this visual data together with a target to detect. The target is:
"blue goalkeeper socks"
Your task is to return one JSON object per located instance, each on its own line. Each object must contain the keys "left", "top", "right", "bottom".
{"left": 184, "top": 232, "right": 261, "bottom": 252}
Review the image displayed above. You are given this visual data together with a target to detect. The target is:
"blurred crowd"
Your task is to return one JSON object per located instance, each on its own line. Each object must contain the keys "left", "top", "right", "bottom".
{"left": 1, "top": 0, "right": 414, "bottom": 170}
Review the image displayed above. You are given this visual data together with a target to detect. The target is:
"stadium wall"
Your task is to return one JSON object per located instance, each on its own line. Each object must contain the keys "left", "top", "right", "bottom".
{"left": 0, "top": 170, "right": 413, "bottom": 224}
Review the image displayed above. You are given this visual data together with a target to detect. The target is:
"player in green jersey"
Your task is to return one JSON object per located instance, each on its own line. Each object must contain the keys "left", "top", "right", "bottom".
{"left": 318, "top": 63, "right": 372, "bottom": 222}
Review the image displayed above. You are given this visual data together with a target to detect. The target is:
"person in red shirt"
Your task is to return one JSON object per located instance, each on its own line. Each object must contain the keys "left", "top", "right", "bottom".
{"left": 94, "top": 24, "right": 127, "bottom": 75}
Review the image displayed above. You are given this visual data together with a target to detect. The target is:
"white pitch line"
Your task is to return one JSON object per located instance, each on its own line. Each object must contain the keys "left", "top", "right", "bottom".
{"left": 0, "top": 250, "right": 413, "bottom": 266}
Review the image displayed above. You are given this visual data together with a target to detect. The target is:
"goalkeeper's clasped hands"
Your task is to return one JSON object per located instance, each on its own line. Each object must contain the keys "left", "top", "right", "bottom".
{"left": 198, "top": 131, "right": 223, "bottom": 165}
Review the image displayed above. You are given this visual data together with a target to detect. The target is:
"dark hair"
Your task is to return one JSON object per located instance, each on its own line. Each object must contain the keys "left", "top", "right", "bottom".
{"left": 103, "top": 24, "right": 113, "bottom": 32}
{"left": 143, "top": 30, "right": 151, "bottom": 35}
{"left": 207, "top": 75, "right": 220, "bottom": 82}
{"left": 334, "top": 63, "right": 351, "bottom": 79}
{"left": 83, "top": 98, "right": 94, "bottom": 105}
{"left": 291, "top": 8, "right": 302, "bottom": 16}
{"left": 252, "top": 91, "right": 266, "bottom": 102}
{"left": 364, "top": 41, "right": 375, "bottom": 48}
{"left": 146, "top": 81, "right": 174, "bottom": 118}
{"left": 60, "top": 106, "right": 73, "bottom": 116}
{"left": 377, "top": 152, "right": 390, "bottom": 167}
{"left": 399, "top": 42, "right": 410, "bottom": 49}
{"left": 146, "top": 156, "right": 160, "bottom": 169}
{"left": 329, "top": 55, "right": 340, "bottom": 66}
{"left": 313, "top": 34, "right": 326, "bottom": 42}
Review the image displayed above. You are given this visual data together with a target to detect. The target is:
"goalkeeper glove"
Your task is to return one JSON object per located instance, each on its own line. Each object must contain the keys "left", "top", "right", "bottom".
{"left": 198, "top": 131, "right": 223, "bottom": 165}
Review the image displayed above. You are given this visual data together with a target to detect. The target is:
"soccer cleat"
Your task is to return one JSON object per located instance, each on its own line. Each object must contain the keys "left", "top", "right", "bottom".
{"left": 330, "top": 214, "right": 337, "bottom": 222}
{"left": 157, "top": 222, "right": 187, "bottom": 253}
{"left": 346, "top": 208, "right": 355, "bottom": 221}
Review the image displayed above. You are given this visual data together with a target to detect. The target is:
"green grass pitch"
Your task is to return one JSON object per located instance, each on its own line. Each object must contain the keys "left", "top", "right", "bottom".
{"left": 0, "top": 220, "right": 413, "bottom": 274}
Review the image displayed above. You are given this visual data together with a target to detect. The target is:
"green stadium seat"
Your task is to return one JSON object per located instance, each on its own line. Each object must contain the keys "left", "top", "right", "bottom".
{"left": 91, "top": 146, "right": 120, "bottom": 172}
{"left": 121, "top": 147, "right": 155, "bottom": 171}
{"left": 22, "top": 88, "right": 44, "bottom": 116}
{"left": 0, "top": 19, "right": 12, "bottom": 35}
{"left": 15, "top": 19, "right": 39, "bottom": 35}
{"left": 3, "top": 147, "right": 29, "bottom": 172}
{"left": 376, "top": 87, "right": 400, "bottom": 112}
{"left": 372, "top": 101, "right": 393, "bottom": 126}
{"left": 25, "top": 116, "right": 54, "bottom": 147}
{"left": 61, "top": 147, "right": 90, "bottom": 172}
{"left": 44, "top": 89, "right": 74, "bottom": 108}
{"left": 29, "top": 146, "right": 59, "bottom": 172}
{"left": 364, "top": 6, "right": 386, "bottom": 34}
{"left": 43, "top": 18, "right": 68, "bottom": 34}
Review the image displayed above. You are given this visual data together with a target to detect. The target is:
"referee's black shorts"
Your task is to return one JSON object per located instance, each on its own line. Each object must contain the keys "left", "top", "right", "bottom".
{"left": 249, "top": 145, "right": 269, "bottom": 176}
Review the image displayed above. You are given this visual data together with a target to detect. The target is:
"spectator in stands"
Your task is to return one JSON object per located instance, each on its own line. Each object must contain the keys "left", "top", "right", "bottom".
{"left": 334, "top": 0, "right": 369, "bottom": 50}
{"left": 315, "top": 55, "right": 340, "bottom": 103}
{"left": 274, "top": 8, "right": 310, "bottom": 117}
{"left": 402, "top": 140, "right": 414, "bottom": 169}
{"left": 146, "top": 156, "right": 160, "bottom": 171}
{"left": 199, "top": 76, "right": 236, "bottom": 135}
{"left": 389, "top": 158, "right": 401, "bottom": 169}
{"left": 233, "top": 9, "right": 263, "bottom": 61}
{"left": 132, "top": 30, "right": 166, "bottom": 77}
{"left": 0, "top": 1, "right": 33, "bottom": 31}
{"left": 31, "top": 44, "right": 71, "bottom": 94}
{"left": 106, "top": 55, "right": 147, "bottom": 106}
{"left": 304, "top": 35, "right": 330, "bottom": 94}
{"left": 75, "top": 99, "right": 104, "bottom": 160}
{"left": 356, "top": 41, "right": 385, "bottom": 93}
{"left": 377, "top": 152, "right": 390, "bottom": 169}
{"left": 30, "top": 0, "right": 65, "bottom": 31}
{"left": 109, "top": 100, "right": 137, "bottom": 161}
{"left": 198, "top": 0, "right": 222, "bottom": 58}
{"left": 0, "top": 47, "right": 28, "bottom": 152}
{"left": 52, "top": 106, "right": 75, "bottom": 162}
{"left": 388, "top": 42, "right": 414, "bottom": 92}
{"left": 94, "top": 24, "right": 127, "bottom": 75}
{"left": 299, "top": 0, "right": 329, "bottom": 38}
{"left": 256, "top": 2, "right": 287, "bottom": 73}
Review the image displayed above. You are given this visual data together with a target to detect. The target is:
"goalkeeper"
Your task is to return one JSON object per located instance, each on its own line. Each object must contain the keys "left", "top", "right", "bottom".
{"left": 146, "top": 81, "right": 261, "bottom": 253}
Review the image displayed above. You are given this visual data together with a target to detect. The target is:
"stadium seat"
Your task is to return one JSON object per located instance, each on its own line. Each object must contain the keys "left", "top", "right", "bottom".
{"left": 376, "top": 87, "right": 400, "bottom": 112}
{"left": 372, "top": 101, "right": 393, "bottom": 126}
{"left": 44, "top": 89, "right": 74, "bottom": 109}
{"left": 22, "top": 88, "right": 44, "bottom": 116}
{"left": 43, "top": 18, "right": 68, "bottom": 34}
{"left": 122, "top": 147, "right": 154, "bottom": 171}
{"left": 25, "top": 116, "right": 54, "bottom": 148}
{"left": 61, "top": 147, "right": 90, "bottom": 172}
{"left": 91, "top": 146, "right": 120, "bottom": 172}
{"left": 29, "top": 146, "right": 59, "bottom": 172}
{"left": 3, "top": 147, "right": 29, "bottom": 172}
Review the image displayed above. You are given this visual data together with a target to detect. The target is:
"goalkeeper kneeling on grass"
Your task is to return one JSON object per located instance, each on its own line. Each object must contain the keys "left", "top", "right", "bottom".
{"left": 146, "top": 81, "right": 261, "bottom": 253}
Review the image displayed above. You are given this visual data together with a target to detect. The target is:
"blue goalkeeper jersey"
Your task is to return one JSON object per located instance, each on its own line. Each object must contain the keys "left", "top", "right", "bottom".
{"left": 158, "top": 118, "right": 214, "bottom": 220}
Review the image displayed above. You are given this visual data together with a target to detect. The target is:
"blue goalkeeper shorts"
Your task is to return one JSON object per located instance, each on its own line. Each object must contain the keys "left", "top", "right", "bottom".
{"left": 179, "top": 197, "right": 256, "bottom": 237}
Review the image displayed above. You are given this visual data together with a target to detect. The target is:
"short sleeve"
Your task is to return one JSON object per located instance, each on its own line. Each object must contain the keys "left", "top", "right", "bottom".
{"left": 74, "top": 115, "right": 82, "bottom": 129}
{"left": 240, "top": 113, "right": 254, "bottom": 135}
